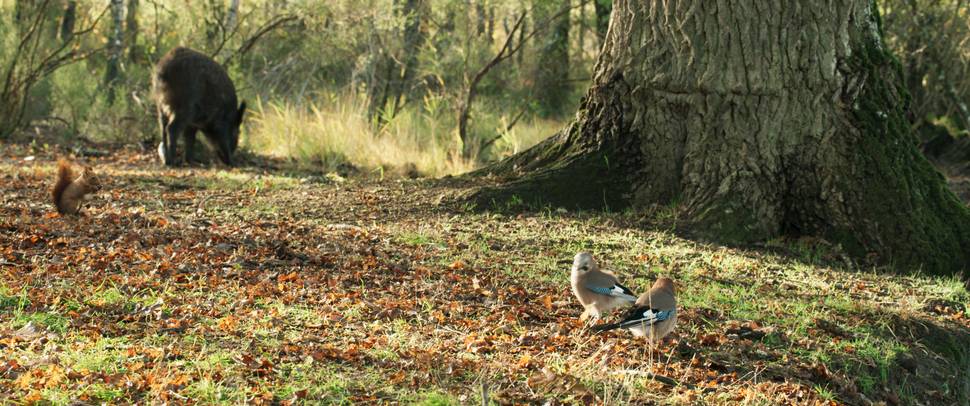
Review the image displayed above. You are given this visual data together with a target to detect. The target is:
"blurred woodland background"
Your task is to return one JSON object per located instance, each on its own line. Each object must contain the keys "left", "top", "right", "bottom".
{"left": 1, "top": 0, "right": 968, "bottom": 178}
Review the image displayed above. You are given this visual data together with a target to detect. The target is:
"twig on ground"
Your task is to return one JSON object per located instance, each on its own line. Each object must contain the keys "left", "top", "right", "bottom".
{"left": 612, "top": 369, "right": 715, "bottom": 392}
{"left": 196, "top": 173, "right": 259, "bottom": 212}
{"left": 480, "top": 381, "right": 489, "bottom": 406}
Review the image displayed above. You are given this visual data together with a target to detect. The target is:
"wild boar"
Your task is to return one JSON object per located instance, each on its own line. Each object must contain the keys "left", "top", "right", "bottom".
{"left": 153, "top": 47, "right": 245, "bottom": 166}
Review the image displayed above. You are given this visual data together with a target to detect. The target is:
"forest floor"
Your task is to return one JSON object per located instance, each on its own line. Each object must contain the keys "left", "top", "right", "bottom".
{"left": 1, "top": 143, "right": 969, "bottom": 405}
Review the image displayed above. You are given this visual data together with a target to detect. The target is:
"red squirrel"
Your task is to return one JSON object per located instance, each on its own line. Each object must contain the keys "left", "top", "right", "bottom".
{"left": 51, "top": 159, "right": 101, "bottom": 215}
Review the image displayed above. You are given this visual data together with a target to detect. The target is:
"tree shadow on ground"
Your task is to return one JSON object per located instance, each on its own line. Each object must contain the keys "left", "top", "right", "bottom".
{"left": 3, "top": 144, "right": 968, "bottom": 404}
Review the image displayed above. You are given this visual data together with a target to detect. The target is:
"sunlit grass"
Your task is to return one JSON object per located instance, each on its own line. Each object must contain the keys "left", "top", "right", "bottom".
{"left": 245, "top": 93, "right": 558, "bottom": 177}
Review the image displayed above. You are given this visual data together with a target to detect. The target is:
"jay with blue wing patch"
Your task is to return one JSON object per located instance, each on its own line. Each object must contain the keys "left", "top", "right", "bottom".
{"left": 570, "top": 252, "right": 638, "bottom": 321}
{"left": 591, "top": 277, "right": 678, "bottom": 342}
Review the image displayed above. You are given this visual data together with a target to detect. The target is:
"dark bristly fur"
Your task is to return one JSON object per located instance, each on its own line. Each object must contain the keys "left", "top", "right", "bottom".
{"left": 153, "top": 47, "right": 246, "bottom": 166}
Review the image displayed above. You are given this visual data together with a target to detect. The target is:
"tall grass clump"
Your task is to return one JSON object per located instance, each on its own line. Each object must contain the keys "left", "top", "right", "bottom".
{"left": 247, "top": 93, "right": 557, "bottom": 177}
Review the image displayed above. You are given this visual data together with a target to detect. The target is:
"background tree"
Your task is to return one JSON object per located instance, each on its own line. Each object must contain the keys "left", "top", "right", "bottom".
{"left": 473, "top": 0, "right": 970, "bottom": 274}
{"left": 0, "top": 0, "right": 103, "bottom": 138}
{"left": 879, "top": 0, "right": 970, "bottom": 208}
{"left": 591, "top": 0, "right": 608, "bottom": 45}
{"left": 389, "top": 0, "right": 426, "bottom": 118}
{"left": 883, "top": 0, "right": 970, "bottom": 135}
{"left": 125, "top": 0, "right": 139, "bottom": 62}
{"left": 2, "top": 0, "right": 967, "bottom": 192}
{"left": 103, "top": 0, "right": 124, "bottom": 105}
{"left": 59, "top": 0, "right": 77, "bottom": 42}
{"left": 531, "top": 0, "right": 570, "bottom": 117}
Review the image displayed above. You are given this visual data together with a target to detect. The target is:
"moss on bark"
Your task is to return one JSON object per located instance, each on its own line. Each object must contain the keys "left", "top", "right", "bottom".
{"left": 468, "top": 121, "right": 637, "bottom": 210}
{"left": 826, "top": 26, "right": 970, "bottom": 272}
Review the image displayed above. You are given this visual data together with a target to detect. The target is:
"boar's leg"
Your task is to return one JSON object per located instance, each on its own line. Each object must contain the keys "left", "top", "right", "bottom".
{"left": 158, "top": 111, "right": 172, "bottom": 165}
{"left": 184, "top": 128, "right": 199, "bottom": 164}
{"left": 164, "top": 115, "right": 189, "bottom": 166}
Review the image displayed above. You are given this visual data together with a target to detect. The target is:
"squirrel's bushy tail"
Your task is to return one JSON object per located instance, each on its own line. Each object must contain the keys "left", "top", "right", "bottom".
{"left": 52, "top": 159, "right": 74, "bottom": 214}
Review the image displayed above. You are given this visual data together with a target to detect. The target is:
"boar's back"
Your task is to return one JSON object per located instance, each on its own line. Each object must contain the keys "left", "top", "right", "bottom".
{"left": 153, "top": 47, "right": 238, "bottom": 125}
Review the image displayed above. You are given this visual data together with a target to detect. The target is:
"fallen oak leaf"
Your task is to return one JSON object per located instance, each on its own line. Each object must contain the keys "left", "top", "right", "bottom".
{"left": 698, "top": 333, "right": 722, "bottom": 346}
{"left": 526, "top": 368, "right": 558, "bottom": 389}
{"left": 725, "top": 324, "right": 766, "bottom": 341}
{"left": 22, "top": 391, "right": 42, "bottom": 402}
{"left": 217, "top": 315, "right": 239, "bottom": 332}
{"left": 278, "top": 271, "right": 299, "bottom": 283}
{"left": 0, "top": 359, "right": 21, "bottom": 377}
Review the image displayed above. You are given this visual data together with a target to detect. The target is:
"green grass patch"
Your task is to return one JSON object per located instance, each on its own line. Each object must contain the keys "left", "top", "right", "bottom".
{"left": 13, "top": 311, "right": 70, "bottom": 333}
{"left": 0, "top": 284, "right": 29, "bottom": 311}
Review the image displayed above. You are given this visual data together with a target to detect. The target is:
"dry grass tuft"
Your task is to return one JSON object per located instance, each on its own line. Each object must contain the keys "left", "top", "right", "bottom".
{"left": 245, "top": 93, "right": 558, "bottom": 177}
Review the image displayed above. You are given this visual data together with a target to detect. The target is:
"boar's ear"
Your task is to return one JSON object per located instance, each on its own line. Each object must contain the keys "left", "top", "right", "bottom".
{"left": 236, "top": 101, "right": 247, "bottom": 126}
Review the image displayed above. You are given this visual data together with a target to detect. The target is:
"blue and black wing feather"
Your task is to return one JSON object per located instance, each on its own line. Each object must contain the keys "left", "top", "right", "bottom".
{"left": 590, "top": 305, "right": 674, "bottom": 332}
{"left": 585, "top": 284, "right": 637, "bottom": 300}
{"left": 614, "top": 283, "right": 635, "bottom": 297}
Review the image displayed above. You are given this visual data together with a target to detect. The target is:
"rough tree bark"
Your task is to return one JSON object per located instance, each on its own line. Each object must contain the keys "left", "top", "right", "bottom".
{"left": 472, "top": 0, "right": 970, "bottom": 274}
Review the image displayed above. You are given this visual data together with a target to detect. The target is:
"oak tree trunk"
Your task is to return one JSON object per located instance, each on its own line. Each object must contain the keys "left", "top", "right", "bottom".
{"left": 473, "top": 0, "right": 970, "bottom": 274}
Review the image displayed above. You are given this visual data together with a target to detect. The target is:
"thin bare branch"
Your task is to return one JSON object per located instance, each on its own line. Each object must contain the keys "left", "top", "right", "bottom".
{"left": 223, "top": 15, "right": 299, "bottom": 66}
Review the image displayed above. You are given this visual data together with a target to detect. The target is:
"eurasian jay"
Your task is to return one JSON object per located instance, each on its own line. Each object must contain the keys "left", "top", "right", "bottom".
{"left": 570, "top": 252, "right": 637, "bottom": 321}
{"left": 590, "top": 277, "right": 677, "bottom": 341}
